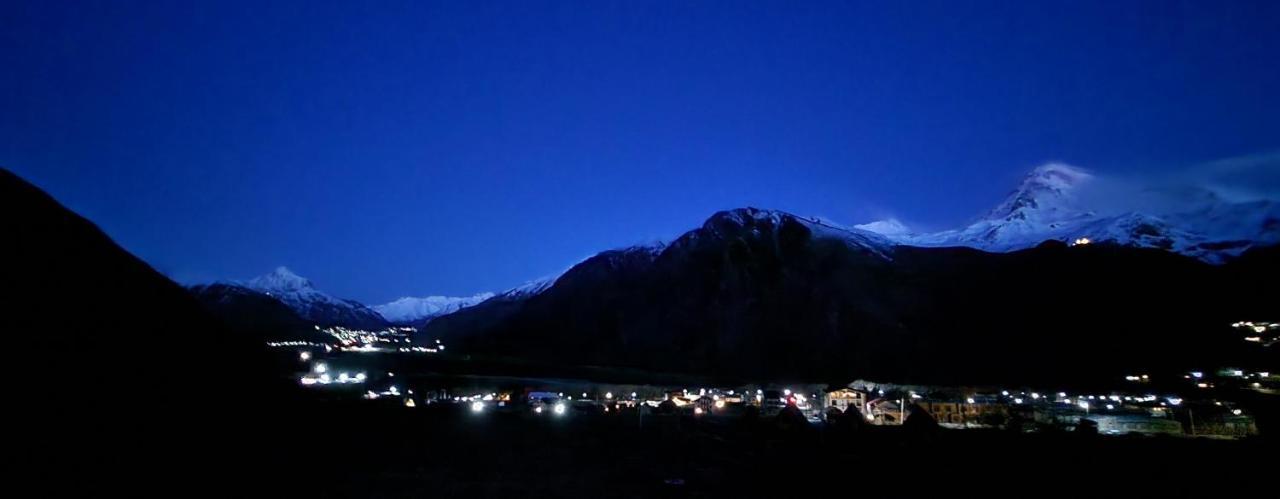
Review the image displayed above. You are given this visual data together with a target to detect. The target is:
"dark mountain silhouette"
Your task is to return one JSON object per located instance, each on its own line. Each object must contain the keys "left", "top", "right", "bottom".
{"left": 421, "top": 208, "right": 1277, "bottom": 385}
{"left": 189, "top": 282, "right": 331, "bottom": 342}
{"left": 2, "top": 168, "right": 294, "bottom": 493}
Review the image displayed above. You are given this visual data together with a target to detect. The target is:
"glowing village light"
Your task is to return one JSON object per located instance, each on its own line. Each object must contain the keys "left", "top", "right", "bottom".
{"left": 470, "top": 401, "right": 484, "bottom": 413}
{"left": 313, "top": 362, "right": 327, "bottom": 374}
{"left": 299, "top": 351, "right": 311, "bottom": 361}
{"left": 694, "top": 407, "right": 704, "bottom": 415}
{"left": 553, "top": 403, "right": 566, "bottom": 415}
{"left": 605, "top": 392, "right": 613, "bottom": 400}
{"left": 535, "top": 406, "right": 543, "bottom": 414}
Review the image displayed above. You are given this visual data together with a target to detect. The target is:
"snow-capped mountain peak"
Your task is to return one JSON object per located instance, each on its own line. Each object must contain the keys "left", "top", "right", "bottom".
{"left": 689, "top": 207, "right": 895, "bottom": 257}
{"left": 983, "top": 162, "right": 1094, "bottom": 224}
{"left": 859, "top": 162, "right": 1278, "bottom": 261}
{"left": 246, "top": 266, "right": 314, "bottom": 294}
{"left": 237, "top": 267, "right": 387, "bottom": 329}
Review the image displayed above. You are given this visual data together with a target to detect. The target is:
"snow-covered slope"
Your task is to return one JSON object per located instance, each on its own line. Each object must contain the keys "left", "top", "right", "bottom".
{"left": 374, "top": 292, "right": 495, "bottom": 323}
{"left": 858, "top": 163, "right": 1279, "bottom": 262}
{"left": 497, "top": 276, "right": 558, "bottom": 300}
{"left": 242, "top": 267, "right": 387, "bottom": 329}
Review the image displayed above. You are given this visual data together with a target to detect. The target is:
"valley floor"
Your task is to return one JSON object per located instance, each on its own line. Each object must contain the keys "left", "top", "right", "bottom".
{"left": 253, "top": 403, "right": 1270, "bottom": 498}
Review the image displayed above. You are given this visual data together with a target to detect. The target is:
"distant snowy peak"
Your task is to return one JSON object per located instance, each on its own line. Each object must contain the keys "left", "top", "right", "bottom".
{"left": 247, "top": 266, "right": 316, "bottom": 294}
{"left": 245, "top": 266, "right": 338, "bottom": 306}
{"left": 858, "top": 162, "right": 1279, "bottom": 262}
{"left": 374, "top": 292, "right": 496, "bottom": 323}
{"left": 240, "top": 267, "right": 386, "bottom": 329}
{"left": 954, "top": 163, "right": 1097, "bottom": 247}
{"left": 984, "top": 162, "right": 1094, "bottom": 223}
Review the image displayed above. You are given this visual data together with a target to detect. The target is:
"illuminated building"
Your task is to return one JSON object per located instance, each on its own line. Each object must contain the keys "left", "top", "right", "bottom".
{"left": 823, "top": 388, "right": 868, "bottom": 415}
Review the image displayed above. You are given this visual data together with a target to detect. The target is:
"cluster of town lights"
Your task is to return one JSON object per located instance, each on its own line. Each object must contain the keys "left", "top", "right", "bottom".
{"left": 1233, "top": 321, "right": 1278, "bottom": 347}
{"left": 299, "top": 362, "right": 367, "bottom": 386}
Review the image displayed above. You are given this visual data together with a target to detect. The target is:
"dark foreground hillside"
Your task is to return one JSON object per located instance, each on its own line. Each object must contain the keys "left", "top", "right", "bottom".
{"left": 2, "top": 168, "right": 299, "bottom": 494}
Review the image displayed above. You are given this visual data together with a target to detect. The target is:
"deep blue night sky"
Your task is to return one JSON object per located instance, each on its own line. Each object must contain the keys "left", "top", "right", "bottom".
{"left": 4, "top": 1, "right": 1278, "bottom": 302}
